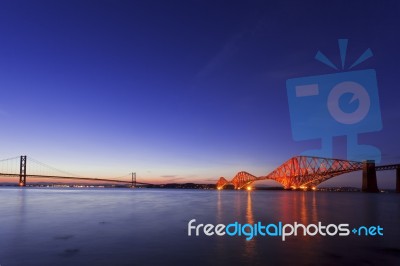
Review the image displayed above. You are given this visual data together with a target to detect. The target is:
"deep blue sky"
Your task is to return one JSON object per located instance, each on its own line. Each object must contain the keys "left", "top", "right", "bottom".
{"left": 0, "top": 1, "right": 399, "bottom": 187}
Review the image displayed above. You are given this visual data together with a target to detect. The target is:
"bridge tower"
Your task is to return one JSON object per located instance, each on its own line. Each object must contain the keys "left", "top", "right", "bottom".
{"left": 131, "top": 172, "right": 136, "bottom": 187}
{"left": 362, "top": 160, "right": 379, "bottom": 193}
{"left": 19, "top": 155, "right": 27, "bottom": 187}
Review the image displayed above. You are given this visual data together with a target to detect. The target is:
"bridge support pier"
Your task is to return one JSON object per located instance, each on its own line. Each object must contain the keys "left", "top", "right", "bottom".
{"left": 396, "top": 168, "right": 400, "bottom": 193}
{"left": 19, "top": 155, "right": 27, "bottom": 187}
{"left": 362, "top": 160, "right": 379, "bottom": 193}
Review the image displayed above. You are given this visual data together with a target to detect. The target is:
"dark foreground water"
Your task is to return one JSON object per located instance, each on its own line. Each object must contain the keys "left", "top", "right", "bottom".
{"left": 0, "top": 188, "right": 399, "bottom": 266}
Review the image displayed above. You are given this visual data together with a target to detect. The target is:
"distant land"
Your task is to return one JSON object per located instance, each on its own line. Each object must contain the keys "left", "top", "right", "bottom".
{"left": 0, "top": 182, "right": 216, "bottom": 189}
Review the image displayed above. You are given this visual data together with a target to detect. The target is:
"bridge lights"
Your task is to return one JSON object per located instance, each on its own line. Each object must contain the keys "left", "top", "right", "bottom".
{"left": 246, "top": 186, "right": 252, "bottom": 191}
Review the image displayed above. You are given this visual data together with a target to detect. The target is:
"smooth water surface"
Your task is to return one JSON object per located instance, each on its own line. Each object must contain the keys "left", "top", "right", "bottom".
{"left": 0, "top": 188, "right": 399, "bottom": 265}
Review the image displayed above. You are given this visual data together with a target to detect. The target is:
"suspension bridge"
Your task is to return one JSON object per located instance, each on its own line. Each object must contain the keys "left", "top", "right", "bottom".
{"left": 216, "top": 156, "right": 400, "bottom": 193}
{"left": 0, "top": 156, "right": 152, "bottom": 187}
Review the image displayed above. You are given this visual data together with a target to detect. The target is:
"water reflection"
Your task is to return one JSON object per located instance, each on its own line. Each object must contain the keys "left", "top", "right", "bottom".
{"left": 3, "top": 188, "right": 28, "bottom": 262}
{"left": 279, "top": 192, "right": 319, "bottom": 224}
{"left": 244, "top": 191, "right": 256, "bottom": 260}
{"left": 300, "top": 192, "right": 318, "bottom": 224}
{"left": 215, "top": 190, "right": 227, "bottom": 262}
{"left": 216, "top": 190, "right": 222, "bottom": 224}
{"left": 311, "top": 192, "right": 318, "bottom": 223}
{"left": 301, "top": 192, "right": 307, "bottom": 224}
{"left": 246, "top": 191, "right": 254, "bottom": 224}
{"left": 0, "top": 189, "right": 398, "bottom": 266}
{"left": 278, "top": 192, "right": 321, "bottom": 264}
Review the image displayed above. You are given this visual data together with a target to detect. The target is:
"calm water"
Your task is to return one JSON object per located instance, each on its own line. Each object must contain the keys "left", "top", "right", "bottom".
{"left": 0, "top": 188, "right": 399, "bottom": 266}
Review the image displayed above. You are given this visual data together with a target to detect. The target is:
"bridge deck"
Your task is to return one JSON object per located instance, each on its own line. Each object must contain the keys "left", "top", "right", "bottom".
{"left": 0, "top": 173, "right": 151, "bottom": 185}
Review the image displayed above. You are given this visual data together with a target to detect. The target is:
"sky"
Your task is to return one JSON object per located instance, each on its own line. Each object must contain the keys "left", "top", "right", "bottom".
{"left": 0, "top": 0, "right": 399, "bottom": 187}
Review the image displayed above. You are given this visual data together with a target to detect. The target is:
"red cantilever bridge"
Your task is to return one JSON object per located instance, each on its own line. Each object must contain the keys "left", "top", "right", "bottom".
{"left": 216, "top": 156, "right": 400, "bottom": 192}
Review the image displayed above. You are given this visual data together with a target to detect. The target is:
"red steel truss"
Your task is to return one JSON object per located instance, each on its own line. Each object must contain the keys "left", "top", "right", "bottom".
{"left": 216, "top": 156, "right": 363, "bottom": 190}
{"left": 232, "top": 171, "right": 257, "bottom": 189}
{"left": 216, "top": 177, "right": 229, "bottom": 189}
{"left": 217, "top": 171, "right": 258, "bottom": 190}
